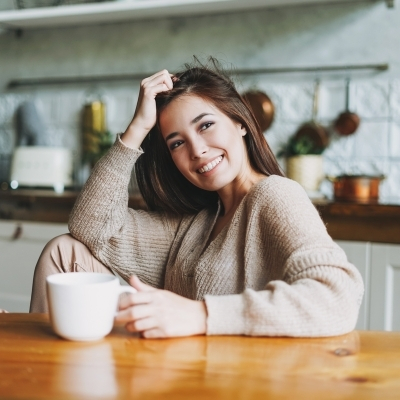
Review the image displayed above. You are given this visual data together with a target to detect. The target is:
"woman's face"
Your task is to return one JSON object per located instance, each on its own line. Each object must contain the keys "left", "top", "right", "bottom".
{"left": 158, "top": 95, "right": 254, "bottom": 192}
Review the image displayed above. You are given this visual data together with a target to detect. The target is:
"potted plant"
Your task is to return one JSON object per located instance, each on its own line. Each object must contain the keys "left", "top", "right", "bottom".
{"left": 277, "top": 133, "right": 328, "bottom": 194}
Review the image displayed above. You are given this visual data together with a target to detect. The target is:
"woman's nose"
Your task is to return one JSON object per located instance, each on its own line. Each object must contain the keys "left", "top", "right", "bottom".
{"left": 189, "top": 138, "right": 208, "bottom": 159}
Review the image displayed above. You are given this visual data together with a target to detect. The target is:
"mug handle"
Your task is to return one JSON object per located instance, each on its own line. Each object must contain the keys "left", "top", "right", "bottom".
{"left": 114, "top": 285, "right": 137, "bottom": 317}
{"left": 117, "top": 285, "right": 137, "bottom": 296}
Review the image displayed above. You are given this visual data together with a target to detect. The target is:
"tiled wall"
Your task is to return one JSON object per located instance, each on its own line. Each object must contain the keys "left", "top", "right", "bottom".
{"left": 1, "top": 77, "right": 399, "bottom": 199}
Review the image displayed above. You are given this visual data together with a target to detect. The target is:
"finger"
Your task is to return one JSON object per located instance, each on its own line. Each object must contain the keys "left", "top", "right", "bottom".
{"left": 141, "top": 328, "right": 165, "bottom": 339}
{"left": 143, "top": 73, "right": 173, "bottom": 91}
{"left": 115, "top": 304, "right": 152, "bottom": 322}
{"left": 139, "top": 84, "right": 172, "bottom": 102}
{"left": 125, "top": 317, "right": 157, "bottom": 333}
{"left": 142, "top": 69, "right": 170, "bottom": 82}
{"left": 129, "top": 275, "right": 155, "bottom": 292}
{"left": 116, "top": 304, "right": 150, "bottom": 321}
{"left": 118, "top": 291, "right": 154, "bottom": 310}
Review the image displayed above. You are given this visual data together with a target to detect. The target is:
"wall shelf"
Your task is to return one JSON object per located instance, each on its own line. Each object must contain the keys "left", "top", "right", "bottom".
{"left": 6, "top": 63, "right": 389, "bottom": 89}
{"left": 0, "top": 0, "right": 394, "bottom": 30}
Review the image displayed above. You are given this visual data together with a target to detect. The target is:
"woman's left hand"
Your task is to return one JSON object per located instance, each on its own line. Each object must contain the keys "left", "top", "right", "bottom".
{"left": 115, "top": 275, "right": 207, "bottom": 338}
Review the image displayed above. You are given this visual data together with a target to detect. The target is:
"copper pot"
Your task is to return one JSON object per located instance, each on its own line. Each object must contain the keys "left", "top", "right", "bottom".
{"left": 328, "top": 175, "right": 385, "bottom": 203}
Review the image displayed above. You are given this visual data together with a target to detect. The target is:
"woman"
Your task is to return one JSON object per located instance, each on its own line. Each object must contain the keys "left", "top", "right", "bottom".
{"left": 30, "top": 59, "right": 363, "bottom": 338}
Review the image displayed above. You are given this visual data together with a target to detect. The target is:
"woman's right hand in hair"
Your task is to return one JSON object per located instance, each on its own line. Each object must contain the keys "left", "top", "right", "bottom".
{"left": 121, "top": 70, "right": 174, "bottom": 149}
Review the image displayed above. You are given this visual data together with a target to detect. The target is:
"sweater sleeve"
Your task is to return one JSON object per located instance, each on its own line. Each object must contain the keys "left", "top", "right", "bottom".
{"left": 68, "top": 136, "right": 181, "bottom": 287}
{"left": 204, "top": 178, "right": 364, "bottom": 337}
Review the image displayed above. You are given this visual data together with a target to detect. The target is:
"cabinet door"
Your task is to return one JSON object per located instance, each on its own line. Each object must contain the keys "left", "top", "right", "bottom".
{"left": 0, "top": 221, "right": 68, "bottom": 312}
{"left": 335, "top": 241, "right": 370, "bottom": 330}
{"left": 370, "top": 244, "right": 400, "bottom": 331}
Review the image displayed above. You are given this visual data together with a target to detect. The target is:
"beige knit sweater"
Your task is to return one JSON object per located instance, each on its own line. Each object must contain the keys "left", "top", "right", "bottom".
{"left": 69, "top": 136, "right": 364, "bottom": 337}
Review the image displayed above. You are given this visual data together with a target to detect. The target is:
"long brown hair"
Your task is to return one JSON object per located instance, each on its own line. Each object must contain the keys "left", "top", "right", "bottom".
{"left": 135, "top": 57, "right": 284, "bottom": 215}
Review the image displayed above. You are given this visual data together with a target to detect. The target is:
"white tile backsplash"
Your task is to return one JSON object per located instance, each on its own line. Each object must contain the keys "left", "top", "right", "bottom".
{"left": 0, "top": 94, "right": 30, "bottom": 126}
{"left": 58, "top": 91, "right": 87, "bottom": 125}
{"left": 318, "top": 81, "right": 347, "bottom": 121}
{"left": 105, "top": 90, "right": 138, "bottom": 134}
{"left": 264, "top": 121, "right": 299, "bottom": 155}
{"left": 354, "top": 81, "right": 391, "bottom": 119}
{"left": 268, "top": 83, "right": 314, "bottom": 123}
{"left": 0, "top": 126, "right": 14, "bottom": 154}
{"left": 34, "top": 93, "right": 60, "bottom": 125}
{"left": 380, "top": 162, "right": 400, "bottom": 199}
{"left": 323, "top": 157, "right": 347, "bottom": 177}
{"left": 390, "top": 80, "right": 400, "bottom": 119}
{"left": 323, "top": 131, "right": 357, "bottom": 159}
{"left": 346, "top": 158, "right": 389, "bottom": 176}
{"left": 389, "top": 120, "right": 400, "bottom": 158}
{"left": 354, "top": 120, "right": 390, "bottom": 158}
{"left": 0, "top": 76, "right": 399, "bottom": 199}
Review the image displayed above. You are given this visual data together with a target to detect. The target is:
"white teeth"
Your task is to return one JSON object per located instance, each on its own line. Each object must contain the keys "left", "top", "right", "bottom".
{"left": 198, "top": 156, "right": 223, "bottom": 174}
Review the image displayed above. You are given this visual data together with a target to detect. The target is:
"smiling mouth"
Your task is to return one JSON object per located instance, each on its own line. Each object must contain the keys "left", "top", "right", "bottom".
{"left": 197, "top": 156, "right": 223, "bottom": 174}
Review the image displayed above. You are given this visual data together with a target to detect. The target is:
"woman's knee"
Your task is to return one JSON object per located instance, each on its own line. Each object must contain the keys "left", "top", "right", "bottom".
{"left": 44, "top": 233, "right": 80, "bottom": 252}
{"left": 35, "top": 233, "right": 113, "bottom": 277}
{"left": 34, "top": 234, "right": 72, "bottom": 275}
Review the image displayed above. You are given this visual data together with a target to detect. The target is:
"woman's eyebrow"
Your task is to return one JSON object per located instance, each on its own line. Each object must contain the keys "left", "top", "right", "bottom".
{"left": 165, "top": 132, "right": 178, "bottom": 142}
{"left": 191, "top": 112, "right": 213, "bottom": 124}
{"left": 165, "top": 113, "right": 214, "bottom": 142}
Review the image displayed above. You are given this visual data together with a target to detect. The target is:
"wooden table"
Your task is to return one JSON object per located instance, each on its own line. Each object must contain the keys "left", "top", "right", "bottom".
{"left": 1, "top": 314, "right": 400, "bottom": 399}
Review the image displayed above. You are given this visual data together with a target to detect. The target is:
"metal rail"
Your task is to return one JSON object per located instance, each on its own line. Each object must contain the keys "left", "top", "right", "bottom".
{"left": 6, "top": 63, "right": 389, "bottom": 89}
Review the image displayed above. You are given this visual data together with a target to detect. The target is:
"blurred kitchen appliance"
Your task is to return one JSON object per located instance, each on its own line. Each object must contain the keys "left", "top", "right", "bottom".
{"left": 10, "top": 147, "right": 73, "bottom": 192}
{"left": 328, "top": 175, "right": 385, "bottom": 204}
{"left": 16, "top": 101, "right": 50, "bottom": 146}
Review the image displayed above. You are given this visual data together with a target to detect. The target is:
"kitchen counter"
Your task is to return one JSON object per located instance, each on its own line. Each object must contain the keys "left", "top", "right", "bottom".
{"left": 0, "top": 189, "right": 146, "bottom": 224}
{"left": 314, "top": 200, "right": 400, "bottom": 244}
{"left": 1, "top": 189, "right": 400, "bottom": 244}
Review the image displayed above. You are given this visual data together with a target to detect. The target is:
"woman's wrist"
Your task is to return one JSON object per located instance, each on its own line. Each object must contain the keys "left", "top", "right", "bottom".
{"left": 195, "top": 300, "right": 208, "bottom": 335}
{"left": 121, "top": 122, "right": 148, "bottom": 149}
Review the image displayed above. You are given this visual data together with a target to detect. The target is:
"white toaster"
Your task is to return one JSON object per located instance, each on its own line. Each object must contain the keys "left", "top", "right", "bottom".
{"left": 10, "top": 147, "right": 73, "bottom": 192}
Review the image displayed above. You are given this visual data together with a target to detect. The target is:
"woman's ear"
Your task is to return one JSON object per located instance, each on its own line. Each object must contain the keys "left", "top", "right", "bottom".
{"left": 240, "top": 125, "right": 247, "bottom": 136}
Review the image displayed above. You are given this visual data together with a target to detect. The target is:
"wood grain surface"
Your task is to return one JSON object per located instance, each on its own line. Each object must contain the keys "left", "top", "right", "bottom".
{"left": 1, "top": 314, "right": 400, "bottom": 399}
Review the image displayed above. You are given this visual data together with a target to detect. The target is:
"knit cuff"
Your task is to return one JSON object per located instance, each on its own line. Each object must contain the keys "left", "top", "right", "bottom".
{"left": 89, "top": 134, "right": 143, "bottom": 181}
{"left": 204, "top": 293, "right": 246, "bottom": 336}
{"left": 117, "top": 134, "right": 144, "bottom": 153}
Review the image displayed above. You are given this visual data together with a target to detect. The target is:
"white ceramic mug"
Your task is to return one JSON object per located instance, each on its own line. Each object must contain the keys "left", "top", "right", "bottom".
{"left": 46, "top": 272, "right": 136, "bottom": 341}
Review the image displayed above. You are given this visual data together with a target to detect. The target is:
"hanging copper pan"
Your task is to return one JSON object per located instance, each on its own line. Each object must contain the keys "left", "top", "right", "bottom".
{"left": 242, "top": 90, "right": 275, "bottom": 132}
{"left": 334, "top": 78, "right": 360, "bottom": 136}
{"left": 294, "top": 80, "right": 329, "bottom": 152}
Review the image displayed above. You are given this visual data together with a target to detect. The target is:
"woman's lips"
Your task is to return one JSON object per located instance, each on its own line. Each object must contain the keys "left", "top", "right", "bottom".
{"left": 197, "top": 156, "right": 223, "bottom": 174}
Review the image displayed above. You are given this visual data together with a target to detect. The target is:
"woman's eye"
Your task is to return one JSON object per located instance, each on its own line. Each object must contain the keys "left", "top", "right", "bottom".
{"left": 169, "top": 140, "right": 183, "bottom": 150}
{"left": 200, "top": 122, "right": 214, "bottom": 131}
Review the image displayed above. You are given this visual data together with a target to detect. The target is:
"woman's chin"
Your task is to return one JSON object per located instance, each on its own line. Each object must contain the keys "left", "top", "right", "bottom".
{"left": 191, "top": 176, "right": 230, "bottom": 193}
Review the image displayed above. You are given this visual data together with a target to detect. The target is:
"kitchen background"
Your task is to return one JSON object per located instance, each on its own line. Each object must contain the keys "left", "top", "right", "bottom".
{"left": 0, "top": 0, "right": 399, "bottom": 200}
{"left": 1, "top": 1, "right": 400, "bottom": 325}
